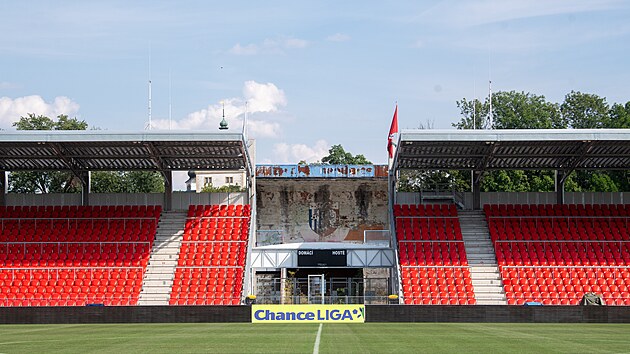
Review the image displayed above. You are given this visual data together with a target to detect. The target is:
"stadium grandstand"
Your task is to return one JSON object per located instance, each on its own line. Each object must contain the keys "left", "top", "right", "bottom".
{"left": 391, "top": 129, "right": 630, "bottom": 306}
{"left": 1, "top": 128, "right": 630, "bottom": 311}
{"left": 0, "top": 131, "right": 255, "bottom": 307}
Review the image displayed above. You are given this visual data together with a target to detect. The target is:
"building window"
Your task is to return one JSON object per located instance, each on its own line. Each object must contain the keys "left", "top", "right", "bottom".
{"left": 204, "top": 177, "right": 212, "bottom": 186}
{"left": 225, "top": 176, "right": 234, "bottom": 184}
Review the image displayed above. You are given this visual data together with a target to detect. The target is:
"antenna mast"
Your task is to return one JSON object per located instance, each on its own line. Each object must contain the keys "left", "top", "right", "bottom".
{"left": 473, "top": 69, "right": 476, "bottom": 130}
{"left": 242, "top": 101, "right": 248, "bottom": 137}
{"left": 168, "top": 69, "right": 172, "bottom": 130}
{"left": 487, "top": 80, "right": 493, "bottom": 129}
{"left": 147, "top": 46, "right": 152, "bottom": 130}
{"left": 486, "top": 50, "right": 493, "bottom": 130}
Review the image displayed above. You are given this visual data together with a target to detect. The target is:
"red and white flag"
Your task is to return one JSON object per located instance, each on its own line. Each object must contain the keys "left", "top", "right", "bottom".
{"left": 387, "top": 104, "right": 398, "bottom": 158}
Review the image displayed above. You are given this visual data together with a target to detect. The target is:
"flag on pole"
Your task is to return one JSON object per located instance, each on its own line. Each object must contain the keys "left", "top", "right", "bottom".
{"left": 387, "top": 104, "right": 398, "bottom": 158}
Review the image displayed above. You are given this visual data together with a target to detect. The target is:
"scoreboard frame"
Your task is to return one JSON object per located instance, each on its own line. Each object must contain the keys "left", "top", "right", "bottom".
{"left": 297, "top": 249, "right": 347, "bottom": 267}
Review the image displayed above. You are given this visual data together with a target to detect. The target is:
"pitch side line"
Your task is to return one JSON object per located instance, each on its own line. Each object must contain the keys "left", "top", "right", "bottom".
{"left": 313, "top": 323, "right": 323, "bottom": 354}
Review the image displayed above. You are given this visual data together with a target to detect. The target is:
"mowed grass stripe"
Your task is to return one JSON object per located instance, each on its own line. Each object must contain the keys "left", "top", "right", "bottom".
{"left": 320, "top": 323, "right": 630, "bottom": 354}
{"left": 1, "top": 323, "right": 630, "bottom": 354}
{"left": 0, "top": 323, "right": 318, "bottom": 354}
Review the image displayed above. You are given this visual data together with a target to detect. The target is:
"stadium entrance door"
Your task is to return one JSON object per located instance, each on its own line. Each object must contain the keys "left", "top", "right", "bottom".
{"left": 253, "top": 268, "right": 391, "bottom": 304}
{"left": 307, "top": 274, "right": 324, "bottom": 304}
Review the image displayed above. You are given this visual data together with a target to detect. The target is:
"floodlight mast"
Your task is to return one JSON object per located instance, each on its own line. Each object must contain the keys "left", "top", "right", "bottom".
{"left": 148, "top": 78, "right": 152, "bottom": 130}
{"left": 486, "top": 80, "right": 493, "bottom": 130}
{"left": 147, "top": 46, "right": 152, "bottom": 131}
{"left": 168, "top": 69, "right": 172, "bottom": 130}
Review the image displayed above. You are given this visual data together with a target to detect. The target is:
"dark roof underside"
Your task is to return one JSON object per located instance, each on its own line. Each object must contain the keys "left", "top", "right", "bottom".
{"left": 396, "top": 129, "right": 630, "bottom": 171}
{"left": 0, "top": 131, "right": 249, "bottom": 172}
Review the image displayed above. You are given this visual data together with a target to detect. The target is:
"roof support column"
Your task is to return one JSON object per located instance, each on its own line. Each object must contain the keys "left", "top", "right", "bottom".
{"left": 164, "top": 170, "right": 173, "bottom": 211}
{"left": 81, "top": 171, "right": 90, "bottom": 206}
{"left": 472, "top": 171, "right": 482, "bottom": 210}
{"left": 555, "top": 170, "right": 565, "bottom": 205}
{"left": 0, "top": 171, "right": 6, "bottom": 206}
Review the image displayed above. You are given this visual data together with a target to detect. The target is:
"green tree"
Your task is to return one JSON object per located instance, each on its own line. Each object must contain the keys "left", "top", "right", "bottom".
{"left": 452, "top": 91, "right": 562, "bottom": 193}
{"left": 125, "top": 171, "right": 165, "bottom": 193}
{"left": 451, "top": 90, "right": 630, "bottom": 192}
{"left": 13, "top": 113, "right": 87, "bottom": 130}
{"left": 561, "top": 91, "right": 610, "bottom": 129}
{"left": 91, "top": 172, "right": 126, "bottom": 193}
{"left": 452, "top": 98, "right": 488, "bottom": 129}
{"left": 492, "top": 91, "right": 563, "bottom": 129}
{"left": 609, "top": 101, "right": 630, "bottom": 128}
{"left": 397, "top": 170, "right": 469, "bottom": 193}
{"left": 10, "top": 113, "right": 164, "bottom": 194}
{"left": 321, "top": 144, "right": 371, "bottom": 165}
{"left": 481, "top": 170, "right": 556, "bottom": 192}
{"left": 9, "top": 114, "right": 88, "bottom": 193}
{"left": 90, "top": 171, "right": 165, "bottom": 193}
{"left": 200, "top": 184, "right": 244, "bottom": 193}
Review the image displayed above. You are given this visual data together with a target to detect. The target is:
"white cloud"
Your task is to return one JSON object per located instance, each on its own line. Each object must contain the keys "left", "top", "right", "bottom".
{"left": 151, "top": 81, "right": 287, "bottom": 138}
{"left": 282, "top": 38, "right": 308, "bottom": 48}
{"left": 229, "top": 36, "right": 308, "bottom": 55}
{"left": 272, "top": 139, "right": 329, "bottom": 163}
{"left": 326, "top": 33, "right": 351, "bottom": 42}
{"left": 0, "top": 81, "right": 19, "bottom": 90}
{"left": 229, "top": 43, "right": 258, "bottom": 55}
{"left": 410, "top": 39, "right": 424, "bottom": 48}
{"left": 243, "top": 80, "right": 287, "bottom": 112}
{"left": 0, "top": 95, "right": 80, "bottom": 127}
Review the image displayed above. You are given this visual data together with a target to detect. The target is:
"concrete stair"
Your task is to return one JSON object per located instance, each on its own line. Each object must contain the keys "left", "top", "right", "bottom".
{"left": 459, "top": 210, "right": 507, "bottom": 305}
{"left": 137, "top": 211, "right": 186, "bottom": 306}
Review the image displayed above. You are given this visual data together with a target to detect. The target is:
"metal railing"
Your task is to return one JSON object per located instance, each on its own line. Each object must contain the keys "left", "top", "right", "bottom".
{"left": 0, "top": 295, "right": 140, "bottom": 307}
{"left": 253, "top": 277, "right": 391, "bottom": 305}
{"left": 488, "top": 215, "right": 630, "bottom": 230}
{"left": 255, "top": 229, "right": 393, "bottom": 247}
{"left": 256, "top": 230, "right": 283, "bottom": 246}
{"left": 363, "top": 230, "right": 391, "bottom": 245}
{"left": 0, "top": 241, "right": 151, "bottom": 254}
{"left": 0, "top": 217, "right": 158, "bottom": 232}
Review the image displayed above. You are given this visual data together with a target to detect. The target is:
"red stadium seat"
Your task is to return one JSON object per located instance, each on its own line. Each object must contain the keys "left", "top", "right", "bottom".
{"left": 0, "top": 205, "right": 159, "bottom": 307}
{"left": 396, "top": 204, "right": 474, "bottom": 305}
{"left": 170, "top": 205, "right": 251, "bottom": 306}
{"left": 486, "top": 204, "right": 630, "bottom": 306}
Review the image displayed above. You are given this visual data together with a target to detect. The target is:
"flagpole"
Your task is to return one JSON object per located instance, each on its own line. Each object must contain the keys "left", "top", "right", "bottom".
{"left": 388, "top": 102, "right": 399, "bottom": 168}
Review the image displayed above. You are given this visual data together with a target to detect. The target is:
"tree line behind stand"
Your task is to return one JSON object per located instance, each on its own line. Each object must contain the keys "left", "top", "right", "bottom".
{"left": 399, "top": 91, "right": 630, "bottom": 193}
{"left": 9, "top": 114, "right": 165, "bottom": 194}
{"left": 9, "top": 115, "right": 370, "bottom": 194}
{"left": 10, "top": 88, "right": 630, "bottom": 194}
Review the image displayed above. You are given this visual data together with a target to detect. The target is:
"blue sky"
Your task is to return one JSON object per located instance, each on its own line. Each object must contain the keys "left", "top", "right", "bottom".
{"left": 2, "top": 0, "right": 630, "bottom": 169}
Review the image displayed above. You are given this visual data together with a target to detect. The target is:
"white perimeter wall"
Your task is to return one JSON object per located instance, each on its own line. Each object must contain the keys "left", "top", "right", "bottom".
{"left": 5, "top": 192, "right": 248, "bottom": 210}
{"left": 396, "top": 192, "right": 630, "bottom": 208}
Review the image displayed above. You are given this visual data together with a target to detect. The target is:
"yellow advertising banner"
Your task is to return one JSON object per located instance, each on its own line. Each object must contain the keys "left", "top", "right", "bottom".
{"left": 251, "top": 304, "right": 365, "bottom": 323}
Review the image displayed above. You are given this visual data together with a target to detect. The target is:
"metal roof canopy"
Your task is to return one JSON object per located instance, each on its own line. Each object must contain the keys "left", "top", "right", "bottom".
{"left": 0, "top": 131, "right": 251, "bottom": 173}
{"left": 395, "top": 129, "right": 630, "bottom": 172}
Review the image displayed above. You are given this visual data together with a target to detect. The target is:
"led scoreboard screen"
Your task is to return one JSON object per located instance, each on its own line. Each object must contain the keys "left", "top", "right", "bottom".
{"left": 297, "top": 249, "right": 347, "bottom": 267}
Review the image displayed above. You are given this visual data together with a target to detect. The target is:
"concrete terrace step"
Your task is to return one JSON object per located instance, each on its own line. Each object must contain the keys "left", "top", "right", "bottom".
{"left": 142, "top": 280, "right": 175, "bottom": 288}
{"left": 138, "top": 211, "right": 186, "bottom": 306}
{"left": 147, "top": 260, "right": 179, "bottom": 267}
{"left": 460, "top": 213, "right": 507, "bottom": 305}
{"left": 473, "top": 285, "right": 505, "bottom": 292}
{"left": 142, "top": 272, "right": 174, "bottom": 280}
{"left": 469, "top": 265, "right": 500, "bottom": 272}
{"left": 471, "top": 279, "right": 503, "bottom": 286}
{"left": 470, "top": 271, "right": 501, "bottom": 279}
{"left": 149, "top": 254, "right": 181, "bottom": 261}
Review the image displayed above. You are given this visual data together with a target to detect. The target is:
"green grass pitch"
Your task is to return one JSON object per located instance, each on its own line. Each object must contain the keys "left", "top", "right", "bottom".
{"left": 1, "top": 323, "right": 630, "bottom": 353}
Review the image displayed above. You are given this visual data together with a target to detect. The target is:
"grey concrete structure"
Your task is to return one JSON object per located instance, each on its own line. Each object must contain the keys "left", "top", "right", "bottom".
{"left": 256, "top": 179, "right": 389, "bottom": 243}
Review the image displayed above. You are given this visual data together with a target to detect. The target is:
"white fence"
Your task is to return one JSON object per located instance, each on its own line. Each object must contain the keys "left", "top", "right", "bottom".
{"left": 396, "top": 192, "right": 630, "bottom": 208}
{"left": 5, "top": 192, "right": 248, "bottom": 210}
